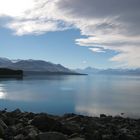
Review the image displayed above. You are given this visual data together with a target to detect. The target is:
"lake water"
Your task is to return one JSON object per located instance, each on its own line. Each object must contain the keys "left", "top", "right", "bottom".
{"left": 0, "top": 74, "right": 140, "bottom": 118}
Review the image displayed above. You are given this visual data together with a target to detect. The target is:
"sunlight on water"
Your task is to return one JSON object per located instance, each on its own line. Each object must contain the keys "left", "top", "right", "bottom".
{"left": 0, "top": 85, "right": 6, "bottom": 99}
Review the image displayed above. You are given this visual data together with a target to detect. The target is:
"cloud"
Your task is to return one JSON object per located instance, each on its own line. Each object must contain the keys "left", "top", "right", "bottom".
{"left": 110, "top": 46, "right": 140, "bottom": 68}
{"left": 7, "top": 20, "right": 71, "bottom": 36}
{"left": 89, "top": 48, "right": 105, "bottom": 53}
{"left": 0, "top": 0, "right": 140, "bottom": 67}
{"left": 0, "top": 0, "right": 34, "bottom": 17}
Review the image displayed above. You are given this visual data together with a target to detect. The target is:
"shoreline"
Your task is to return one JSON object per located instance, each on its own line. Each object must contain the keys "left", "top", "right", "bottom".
{"left": 0, "top": 109, "right": 140, "bottom": 140}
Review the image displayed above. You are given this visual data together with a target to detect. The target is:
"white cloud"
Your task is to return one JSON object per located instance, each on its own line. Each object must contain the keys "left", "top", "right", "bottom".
{"left": 89, "top": 48, "right": 105, "bottom": 53}
{"left": 0, "top": 0, "right": 140, "bottom": 67}
{"left": 7, "top": 20, "right": 71, "bottom": 35}
{"left": 0, "top": 0, "right": 34, "bottom": 17}
{"left": 7, "top": 20, "right": 57, "bottom": 35}
{"left": 110, "top": 46, "right": 140, "bottom": 68}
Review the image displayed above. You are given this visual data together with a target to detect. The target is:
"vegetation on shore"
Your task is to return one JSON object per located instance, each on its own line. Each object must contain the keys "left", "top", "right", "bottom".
{"left": 0, "top": 68, "right": 23, "bottom": 78}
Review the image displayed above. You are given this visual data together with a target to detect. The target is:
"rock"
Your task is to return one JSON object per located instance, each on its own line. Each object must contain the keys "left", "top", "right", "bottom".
{"left": 0, "top": 114, "right": 7, "bottom": 123}
{"left": 85, "top": 130, "right": 102, "bottom": 140}
{"left": 0, "top": 119, "right": 7, "bottom": 129}
{"left": 6, "top": 126, "right": 17, "bottom": 136}
{"left": 0, "top": 109, "right": 140, "bottom": 140}
{"left": 37, "top": 132, "right": 67, "bottom": 140}
{"left": 31, "top": 114, "right": 62, "bottom": 132}
{"left": 62, "top": 122, "right": 81, "bottom": 134}
{"left": 12, "top": 109, "right": 21, "bottom": 115}
{"left": 15, "top": 123, "right": 23, "bottom": 130}
{"left": 118, "top": 133, "right": 137, "bottom": 140}
{"left": 69, "top": 138, "right": 85, "bottom": 140}
{"left": 23, "top": 112, "right": 35, "bottom": 120}
{"left": 4, "top": 116, "right": 18, "bottom": 126}
{"left": 100, "top": 114, "right": 106, "bottom": 118}
{"left": 69, "top": 133, "right": 79, "bottom": 138}
{"left": 0, "top": 125, "right": 4, "bottom": 138}
{"left": 83, "top": 121, "right": 98, "bottom": 134}
{"left": 63, "top": 114, "right": 77, "bottom": 119}
{"left": 14, "top": 134, "right": 24, "bottom": 140}
{"left": 65, "top": 116, "right": 82, "bottom": 122}
{"left": 102, "top": 134, "right": 114, "bottom": 140}
{"left": 28, "top": 128, "right": 38, "bottom": 139}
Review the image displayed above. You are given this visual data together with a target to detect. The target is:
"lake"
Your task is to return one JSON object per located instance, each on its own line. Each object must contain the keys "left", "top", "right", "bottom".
{"left": 0, "top": 74, "right": 140, "bottom": 118}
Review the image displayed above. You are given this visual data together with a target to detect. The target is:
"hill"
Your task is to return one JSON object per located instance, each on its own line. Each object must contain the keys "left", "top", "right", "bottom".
{"left": 0, "top": 58, "right": 84, "bottom": 75}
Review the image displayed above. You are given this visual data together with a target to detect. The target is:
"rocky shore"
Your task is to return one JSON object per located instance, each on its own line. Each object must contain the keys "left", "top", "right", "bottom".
{"left": 0, "top": 109, "right": 140, "bottom": 140}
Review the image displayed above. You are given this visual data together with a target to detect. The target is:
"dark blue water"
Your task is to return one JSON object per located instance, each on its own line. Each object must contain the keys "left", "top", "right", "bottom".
{"left": 0, "top": 75, "right": 140, "bottom": 118}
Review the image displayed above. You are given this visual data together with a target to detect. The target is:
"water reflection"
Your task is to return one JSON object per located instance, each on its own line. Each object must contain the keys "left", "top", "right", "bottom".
{"left": 74, "top": 75, "right": 140, "bottom": 118}
{"left": 0, "top": 84, "right": 6, "bottom": 99}
{"left": 0, "top": 75, "right": 140, "bottom": 118}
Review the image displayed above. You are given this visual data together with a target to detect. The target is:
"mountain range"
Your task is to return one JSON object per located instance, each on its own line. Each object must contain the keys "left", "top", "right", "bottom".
{"left": 75, "top": 67, "right": 140, "bottom": 75}
{"left": 1, "top": 58, "right": 140, "bottom": 75}
{"left": 0, "top": 57, "right": 73, "bottom": 73}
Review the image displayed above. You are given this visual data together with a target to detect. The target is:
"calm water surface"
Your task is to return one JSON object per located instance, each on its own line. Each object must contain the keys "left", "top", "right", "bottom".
{"left": 0, "top": 75, "right": 140, "bottom": 118}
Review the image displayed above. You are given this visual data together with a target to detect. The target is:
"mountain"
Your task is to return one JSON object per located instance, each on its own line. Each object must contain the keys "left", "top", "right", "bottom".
{"left": 0, "top": 58, "right": 74, "bottom": 73}
{"left": 75, "top": 67, "right": 100, "bottom": 74}
{"left": 0, "top": 57, "right": 12, "bottom": 67}
{"left": 99, "top": 68, "right": 140, "bottom": 75}
{"left": 9, "top": 60, "right": 72, "bottom": 72}
{"left": 75, "top": 67, "right": 140, "bottom": 75}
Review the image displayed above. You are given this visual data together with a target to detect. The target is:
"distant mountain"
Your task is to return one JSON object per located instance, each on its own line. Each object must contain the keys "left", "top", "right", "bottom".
{"left": 75, "top": 67, "right": 140, "bottom": 75}
{"left": 0, "top": 58, "right": 74, "bottom": 73}
{"left": 75, "top": 67, "right": 100, "bottom": 74}
{"left": 0, "top": 57, "right": 12, "bottom": 67}
{"left": 99, "top": 68, "right": 140, "bottom": 75}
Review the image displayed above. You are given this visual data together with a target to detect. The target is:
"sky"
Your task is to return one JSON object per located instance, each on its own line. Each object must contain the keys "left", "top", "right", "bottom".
{"left": 0, "top": 0, "right": 140, "bottom": 69}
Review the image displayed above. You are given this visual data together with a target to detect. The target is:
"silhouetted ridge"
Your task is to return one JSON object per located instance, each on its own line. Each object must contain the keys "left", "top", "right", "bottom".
{"left": 0, "top": 68, "right": 23, "bottom": 77}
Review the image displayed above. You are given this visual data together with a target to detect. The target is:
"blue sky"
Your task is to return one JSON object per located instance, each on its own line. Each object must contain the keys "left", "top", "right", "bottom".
{"left": 0, "top": 0, "right": 140, "bottom": 69}
{"left": 0, "top": 27, "right": 117, "bottom": 69}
